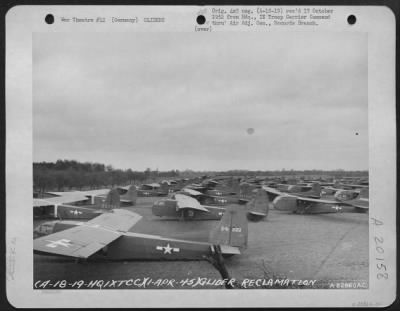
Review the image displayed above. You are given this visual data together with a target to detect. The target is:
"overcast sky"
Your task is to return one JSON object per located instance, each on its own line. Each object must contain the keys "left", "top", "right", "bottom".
{"left": 33, "top": 31, "right": 368, "bottom": 171}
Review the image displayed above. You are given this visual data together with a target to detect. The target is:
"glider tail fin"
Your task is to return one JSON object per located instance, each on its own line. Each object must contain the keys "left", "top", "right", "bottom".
{"left": 160, "top": 181, "right": 169, "bottom": 194}
{"left": 310, "top": 182, "right": 321, "bottom": 196}
{"left": 105, "top": 188, "right": 120, "bottom": 209}
{"left": 247, "top": 189, "right": 270, "bottom": 218}
{"left": 209, "top": 205, "right": 248, "bottom": 250}
{"left": 121, "top": 185, "right": 137, "bottom": 205}
{"left": 239, "top": 183, "right": 252, "bottom": 197}
{"left": 94, "top": 188, "right": 120, "bottom": 209}
{"left": 175, "top": 180, "right": 183, "bottom": 191}
{"left": 230, "top": 178, "right": 240, "bottom": 195}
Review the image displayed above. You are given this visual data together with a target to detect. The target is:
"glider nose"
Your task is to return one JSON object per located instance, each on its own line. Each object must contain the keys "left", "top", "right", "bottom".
{"left": 334, "top": 190, "right": 350, "bottom": 201}
{"left": 272, "top": 195, "right": 297, "bottom": 211}
{"left": 272, "top": 196, "right": 283, "bottom": 209}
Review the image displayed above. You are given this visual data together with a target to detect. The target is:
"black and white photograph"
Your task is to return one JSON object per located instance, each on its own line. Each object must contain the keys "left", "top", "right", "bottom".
{"left": 32, "top": 29, "right": 370, "bottom": 288}
{"left": 5, "top": 5, "right": 396, "bottom": 308}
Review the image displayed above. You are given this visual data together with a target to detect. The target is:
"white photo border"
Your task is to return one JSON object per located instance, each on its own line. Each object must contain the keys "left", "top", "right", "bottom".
{"left": 5, "top": 5, "right": 396, "bottom": 308}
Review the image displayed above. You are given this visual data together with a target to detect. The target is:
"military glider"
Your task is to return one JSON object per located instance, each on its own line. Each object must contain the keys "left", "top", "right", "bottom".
{"left": 33, "top": 189, "right": 121, "bottom": 220}
{"left": 185, "top": 178, "right": 224, "bottom": 193}
{"left": 34, "top": 206, "right": 248, "bottom": 260}
{"left": 152, "top": 193, "right": 227, "bottom": 220}
{"left": 152, "top": 191, "right": 270, "bottom": 222}
{"left": 178, "top": 177, "right": 245, "bottom": 206}
{"left": 272, "top": 188, "right": 369, "bottom": 214}
{"left": 212, "top": 177, "right": 241, "bottom": 196}
{"left": 206, "top": 180, "right": 266, "bottom": 206}
{"left": 320, "top": 181, "right": 368, "bottom": 192}
{"left": 263, "top": 182, "right": 321, "bottom": 201}
{"left": 177, "top": 187, "right": 222, "bottom": 204}
{"left": 137, "top": 183, "right": 169, "bottom": 196}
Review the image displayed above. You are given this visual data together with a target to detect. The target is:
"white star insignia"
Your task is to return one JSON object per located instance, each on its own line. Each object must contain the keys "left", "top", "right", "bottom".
{"left": 70, "top": 210, "right": 82, "bottom": 215}
{"left": 163, "top": 244, "right": 172, "bottom": 254}
{"left": 156, "top": 243, "right": 180, "bottom": 254}
{"left": 45, "top": 239, "right": 72, "bottom": 248}
{"left": 332, "top": 205, "right": 342, "bottom": 211}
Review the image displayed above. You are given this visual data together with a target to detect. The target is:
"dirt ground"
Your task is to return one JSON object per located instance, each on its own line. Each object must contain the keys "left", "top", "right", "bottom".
{"left": 34, "top": 196, "right": 368, "bottom": 289}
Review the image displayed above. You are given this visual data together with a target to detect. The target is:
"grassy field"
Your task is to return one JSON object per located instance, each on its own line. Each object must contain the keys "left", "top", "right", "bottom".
{"left": 34, "top": 196, "right": 368, "bottom": 289}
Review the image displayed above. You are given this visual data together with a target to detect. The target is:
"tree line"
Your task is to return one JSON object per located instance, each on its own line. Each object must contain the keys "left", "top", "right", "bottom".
{"left": 33, "top": 159, "right": 368, "bottom": 193}
{"left": 33, "top": 160, "right": 180, "bottom": 193}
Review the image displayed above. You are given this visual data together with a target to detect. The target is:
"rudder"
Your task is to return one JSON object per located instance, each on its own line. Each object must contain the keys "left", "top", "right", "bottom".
{"left": 230, "top": 178, "right": 240, "bottom": 195}
{"left": 240, "top": 182, "right": 253, "bottom": 197}
{"left": 122, "top": 185, "right": 137, "bottom": 205}
{"left": 310, "top": 182, "right": 321, "bottom": 196}
{"left": 94, "top": 188, "right": 120, "bottom": 209}
{"left": 160, "top": 181, "right": 169, "bottom": 195}
{"left": 209, "top": 205, "right": 248, "bottom": 250}
{"left": 246, "top": 188, "right": 269, "bottom": 220}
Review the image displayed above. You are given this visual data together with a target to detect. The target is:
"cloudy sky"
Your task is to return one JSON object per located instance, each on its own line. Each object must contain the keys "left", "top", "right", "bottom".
{"left": 33, "top": 31, "right": 368, "bottom": 171}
